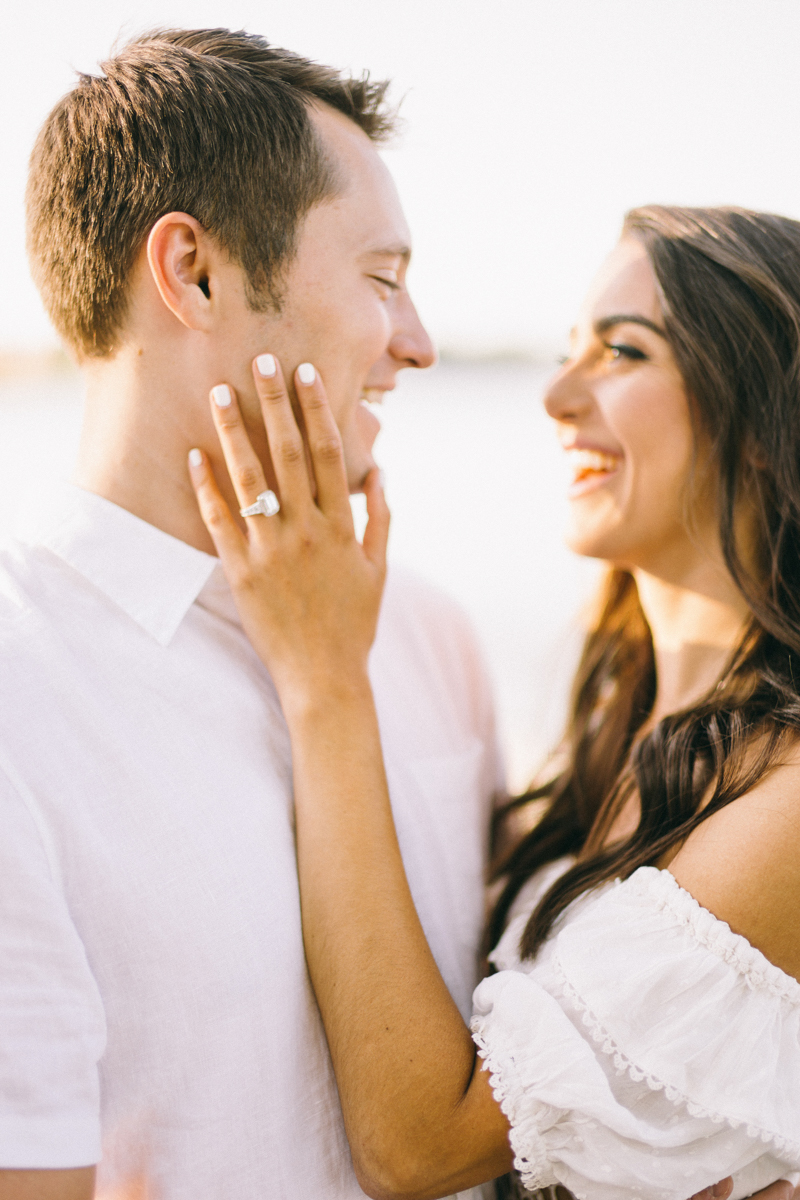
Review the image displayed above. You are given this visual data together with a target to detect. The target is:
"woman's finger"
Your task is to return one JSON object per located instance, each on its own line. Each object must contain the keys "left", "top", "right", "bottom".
{"left": 208, "top": 384, "right": 270, "bottom": 517}
{"left": 687, "top": 1179, "right": 732, "bottom": 1200}
{"left": 743, "top": 1184, "right": 796, "bottom": 1200}
{"left": 252, "top": 354, "right": 314, "bottom": 513}
{"left": 291, "top": 362, "right": 352, "bottom": 523}
{"left": 187, "top": 448, "right": 248, "bottom": 567}
{"left": 362, "top": 468, "right": 390, "bottom": 572}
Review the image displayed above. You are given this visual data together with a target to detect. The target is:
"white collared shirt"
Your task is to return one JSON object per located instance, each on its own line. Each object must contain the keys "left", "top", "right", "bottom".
{"left": 0, "top": 486, "right": 501, "bottom": 1199}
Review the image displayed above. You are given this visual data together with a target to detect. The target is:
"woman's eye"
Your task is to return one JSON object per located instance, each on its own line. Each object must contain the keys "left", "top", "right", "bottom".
{"left": 606, "top": 342, "right": 647, "bottom": 361}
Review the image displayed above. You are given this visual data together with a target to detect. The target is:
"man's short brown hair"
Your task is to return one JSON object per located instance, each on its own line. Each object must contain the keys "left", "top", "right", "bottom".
{"left": 26, "top": 28, "right": 395, "bottom": 358}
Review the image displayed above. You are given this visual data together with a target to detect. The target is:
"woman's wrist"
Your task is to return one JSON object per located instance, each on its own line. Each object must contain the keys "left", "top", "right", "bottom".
{"left": 278, "top": 669, "right": 376, "bottom": 729}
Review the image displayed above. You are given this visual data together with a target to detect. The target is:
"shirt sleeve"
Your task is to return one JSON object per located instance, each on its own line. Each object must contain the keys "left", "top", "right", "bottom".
{"left": 471, "top": 867, "right": 800, "bottom": 1200}
{"left": 0, "top": 759, "right": 105, "bottom": 1167}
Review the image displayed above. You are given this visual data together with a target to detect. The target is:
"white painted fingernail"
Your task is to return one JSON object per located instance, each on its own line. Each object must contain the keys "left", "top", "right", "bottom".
{"left": 212, "top": 384, "right": 232, "bottom": 408}
{"left": 297, "top": 362, "right": 316, "bottom": 385}
{"left": 188, "top": 448, "right": 203, "bottom": 467}
{"left": 256, "top": 354, "right": 276, "bottom": 378}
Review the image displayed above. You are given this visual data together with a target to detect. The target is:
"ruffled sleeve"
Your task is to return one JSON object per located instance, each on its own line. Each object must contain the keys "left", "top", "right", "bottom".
{"left": 471, "top": 867, "right": 800, "bottom": 1200}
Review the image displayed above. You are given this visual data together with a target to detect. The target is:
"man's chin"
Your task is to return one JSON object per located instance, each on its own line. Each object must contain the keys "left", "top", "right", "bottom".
{"left": 346, "top": 458, "right": 378, "bottom": 495}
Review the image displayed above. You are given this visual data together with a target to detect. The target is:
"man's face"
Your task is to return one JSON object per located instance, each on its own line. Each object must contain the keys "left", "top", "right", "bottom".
{"left": 223, "top": 105, "right": 435, "bottom": 491}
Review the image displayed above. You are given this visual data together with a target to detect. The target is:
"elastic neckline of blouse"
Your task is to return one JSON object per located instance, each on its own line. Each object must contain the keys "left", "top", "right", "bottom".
{"left": 628, "top": 866, "right": 800, "bottom": 1005}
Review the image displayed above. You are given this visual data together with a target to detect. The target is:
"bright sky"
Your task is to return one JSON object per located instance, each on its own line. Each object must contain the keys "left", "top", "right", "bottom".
{"left": 3, "top": 0, "right": 800, "bottom": 355}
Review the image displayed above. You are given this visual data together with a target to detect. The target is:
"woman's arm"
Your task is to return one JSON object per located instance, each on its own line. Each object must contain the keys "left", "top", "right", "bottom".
{"left": 189, "top": 359, "right": 512, "bottom": 1200}
{"left": 0, "top": 1168, "right": 95, "bottom": 1200}
{"left": 280, "top": 684, "right": 512, "bottom": 1198}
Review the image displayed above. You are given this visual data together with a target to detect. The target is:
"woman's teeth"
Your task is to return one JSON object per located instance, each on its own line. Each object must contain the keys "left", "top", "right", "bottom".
{"left": 360, "top": 389, "right": 385, "bottom": 404}
{"left": 565, "top": 447, "right": 620, "bottom": 482}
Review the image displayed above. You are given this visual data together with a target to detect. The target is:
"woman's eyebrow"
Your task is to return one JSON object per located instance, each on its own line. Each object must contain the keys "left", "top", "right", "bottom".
{"left": 594, "top": 314, "right": 668, "bottom": 338}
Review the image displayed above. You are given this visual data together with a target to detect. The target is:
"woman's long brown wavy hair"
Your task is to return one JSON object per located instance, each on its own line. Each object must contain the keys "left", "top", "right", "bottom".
{"left": 488, "top": 205, "right": 800, "bottom": 961}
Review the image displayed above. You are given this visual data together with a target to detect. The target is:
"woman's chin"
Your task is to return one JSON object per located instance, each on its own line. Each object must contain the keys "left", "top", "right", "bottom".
{"left": 563, "top": 523, "right": 623, "bottom": 563}
{"left": 562, "top": 492, "right": 630, "bottom": 562}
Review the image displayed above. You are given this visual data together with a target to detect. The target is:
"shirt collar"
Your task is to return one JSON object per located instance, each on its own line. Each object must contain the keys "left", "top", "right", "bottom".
{"left": 37, "top": 485, "right": 218, "bottom": 645}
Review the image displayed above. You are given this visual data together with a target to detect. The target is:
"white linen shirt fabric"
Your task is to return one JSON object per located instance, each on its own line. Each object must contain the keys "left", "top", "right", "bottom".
{"left": 0, "top": 485, "right": 501, "bottom": 1200}
{"left": 471, "top": 865, "right": 800, "bottom": 1200}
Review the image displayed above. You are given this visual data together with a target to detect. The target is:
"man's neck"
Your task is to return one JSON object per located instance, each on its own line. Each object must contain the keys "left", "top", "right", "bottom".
{"left": 74, "top": 345, "right": 220, "bottom": 555}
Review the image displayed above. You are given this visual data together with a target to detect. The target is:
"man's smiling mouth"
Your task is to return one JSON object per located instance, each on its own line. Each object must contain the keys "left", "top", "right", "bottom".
{"left": 360, "top": 388, "right": 387, "bottom": 405}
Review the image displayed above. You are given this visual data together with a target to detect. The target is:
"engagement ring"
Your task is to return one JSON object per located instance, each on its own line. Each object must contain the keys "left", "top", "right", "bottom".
{"left": 240, "top": 490, "right": 280, "bottom": 517}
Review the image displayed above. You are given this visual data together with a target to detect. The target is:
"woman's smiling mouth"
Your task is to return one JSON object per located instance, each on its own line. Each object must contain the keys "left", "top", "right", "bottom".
{"left": 564, "top": 447, "right": 622, "bottom": 496}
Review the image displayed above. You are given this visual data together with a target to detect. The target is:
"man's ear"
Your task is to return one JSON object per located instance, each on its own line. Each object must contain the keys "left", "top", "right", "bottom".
{"left": 146, "top": 213, "right": 216, "bottom": 332}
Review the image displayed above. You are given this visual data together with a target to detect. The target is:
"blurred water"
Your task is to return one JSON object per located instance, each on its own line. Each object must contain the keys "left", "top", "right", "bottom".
{"left": 0, "top": 362, "right": 600, "bottom": 790}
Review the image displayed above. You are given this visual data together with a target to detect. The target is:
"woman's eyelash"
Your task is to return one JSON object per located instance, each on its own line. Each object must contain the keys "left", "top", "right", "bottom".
{"left": 556, "top": 343, "right": 646, "bottom": 366}
{"left": 606, "top": 342, "right": 647, "bottom": 361}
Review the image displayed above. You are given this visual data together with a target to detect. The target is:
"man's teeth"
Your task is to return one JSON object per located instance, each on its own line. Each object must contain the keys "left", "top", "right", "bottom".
{"left": 565, "top": 448, "right": 620, "bottom": 477}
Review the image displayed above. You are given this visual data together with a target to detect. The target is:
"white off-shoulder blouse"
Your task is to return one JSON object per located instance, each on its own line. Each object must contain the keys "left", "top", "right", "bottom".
{"left": 471, "top": 863, "right": 800, "bottom": 1200}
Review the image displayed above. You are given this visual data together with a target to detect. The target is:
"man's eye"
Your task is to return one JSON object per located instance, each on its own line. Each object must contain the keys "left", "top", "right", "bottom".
{"left": 606, "top": 342, "right": 647, "bottom": 361}
{"left": 369, "top": 274, "right": 400, "bottom": 292}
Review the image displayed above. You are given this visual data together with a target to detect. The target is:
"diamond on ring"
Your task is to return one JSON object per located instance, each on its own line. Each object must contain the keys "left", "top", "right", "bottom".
{"left": 240, "top": 490, "right": 280, "bottom": 518}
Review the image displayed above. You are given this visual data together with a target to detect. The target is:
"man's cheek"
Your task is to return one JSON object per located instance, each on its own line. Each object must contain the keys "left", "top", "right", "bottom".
{"left": 339, "top": 406, "right": 380, "bottom": 492}
{"left": 355, "top": 402, "right": 381, "bottom": 450}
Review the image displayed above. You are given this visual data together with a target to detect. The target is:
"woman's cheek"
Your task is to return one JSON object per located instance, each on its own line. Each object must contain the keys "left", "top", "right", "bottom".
{"left": 606, "top": 382, "right": 679, "bottom": 464}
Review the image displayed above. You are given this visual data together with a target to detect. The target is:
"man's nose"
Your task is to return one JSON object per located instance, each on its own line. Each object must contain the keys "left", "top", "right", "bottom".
{"left": 543, "top": 359, "right": 592, "bottom": 422}
{"left": 388, "top": 294, "right": 436, "bottom": 370}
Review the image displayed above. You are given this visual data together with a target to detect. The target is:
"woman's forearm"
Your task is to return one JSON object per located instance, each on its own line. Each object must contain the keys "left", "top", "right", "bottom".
{"left": 285, "top": 680, "right": 511, "bottom": 1200}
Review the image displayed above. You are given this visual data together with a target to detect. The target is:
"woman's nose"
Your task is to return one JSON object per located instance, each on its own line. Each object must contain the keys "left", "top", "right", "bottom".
{"left": 543, "top": 360, "right": 593, "bottom": 422}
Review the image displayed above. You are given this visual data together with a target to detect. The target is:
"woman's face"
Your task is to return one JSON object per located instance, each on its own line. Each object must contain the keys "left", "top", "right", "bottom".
{"left": 544, "top": 236, "right": 713, "bottom": 578}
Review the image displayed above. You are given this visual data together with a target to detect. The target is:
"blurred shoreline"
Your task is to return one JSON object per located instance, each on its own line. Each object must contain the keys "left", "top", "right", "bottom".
{"left": 0, "top": 344, "right": 564, "bottom": 382}
{"left": 0, "top": 349, "right": 76, "bottom": 380}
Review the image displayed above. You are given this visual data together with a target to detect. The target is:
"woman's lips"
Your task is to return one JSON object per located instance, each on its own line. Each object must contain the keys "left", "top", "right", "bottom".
{"left": 564, "top": 447, "right": 622, "bottom": 497}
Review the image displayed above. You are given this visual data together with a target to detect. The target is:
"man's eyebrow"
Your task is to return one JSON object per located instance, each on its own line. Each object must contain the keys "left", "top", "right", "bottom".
{"left": 594, "top": 314, "right": 668, "bottom": 338}
{"left": 362, "top": 244, "right": 411, "bottom": 262}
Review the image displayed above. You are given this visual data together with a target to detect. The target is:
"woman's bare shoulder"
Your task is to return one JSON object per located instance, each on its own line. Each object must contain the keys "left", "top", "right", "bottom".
{"left": 667, "top": 742, "right": 800, "bottom": 981}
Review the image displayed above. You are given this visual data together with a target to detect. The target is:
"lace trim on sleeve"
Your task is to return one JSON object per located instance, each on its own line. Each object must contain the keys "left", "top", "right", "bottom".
{"left": 549, "top": 958, "right": 800, "bottom": 1159}
{"left": 472, "top": 1023, "right": 556, "bottom": 1194}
